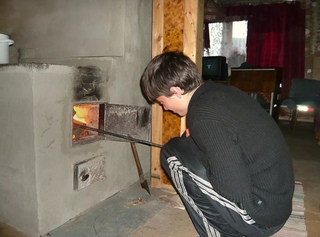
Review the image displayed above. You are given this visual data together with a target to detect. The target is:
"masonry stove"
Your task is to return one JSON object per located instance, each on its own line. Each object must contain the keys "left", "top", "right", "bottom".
{"left": 0, "top": 63, "right": 152, "bottom": 236}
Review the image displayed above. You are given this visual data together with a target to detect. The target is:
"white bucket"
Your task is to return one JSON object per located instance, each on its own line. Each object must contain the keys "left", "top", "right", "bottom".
{"left": 0, "top": 33, "right": 14, "bottom": 64}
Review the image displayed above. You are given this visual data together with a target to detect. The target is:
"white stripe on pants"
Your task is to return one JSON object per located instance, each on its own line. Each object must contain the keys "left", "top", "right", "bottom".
{"left": 167, "top": 155, "right": 255, "bottom": 237}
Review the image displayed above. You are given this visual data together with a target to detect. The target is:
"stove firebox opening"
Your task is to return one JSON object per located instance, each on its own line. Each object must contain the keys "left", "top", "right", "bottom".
{"left": 72, "top": 103, "right": 106, "bottom": 145}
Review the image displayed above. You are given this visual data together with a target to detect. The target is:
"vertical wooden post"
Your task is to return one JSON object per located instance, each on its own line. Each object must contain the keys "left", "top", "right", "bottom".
{"left": 151, "top": 0, "right": 204, "bottom": 189}
{"left": 184, "top": 0, "right": 204, "bottom": 71}
{"left": 150, "top": 0, "right": 164, "bottom": 188}
{"left": 182, "top": 0, "right": 204, "bottom": 133}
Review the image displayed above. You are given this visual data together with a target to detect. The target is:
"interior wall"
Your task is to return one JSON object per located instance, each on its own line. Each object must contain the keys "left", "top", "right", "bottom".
{"left": 0, "top": 0, "right": 125, "bottom": 58}
{"left": 305, "top": 0, "right": 320, "bottom": 80}
{"left": 0, "top": 0, "right": 152, "bottom": 236}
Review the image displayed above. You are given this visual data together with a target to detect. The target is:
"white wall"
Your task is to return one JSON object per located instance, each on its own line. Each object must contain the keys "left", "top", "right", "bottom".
{"left": 0, "top": 66, "right": 39, "bottom": 235}
{"left": 1, "top": 0, "right": 125, "bottom": 58}
{"left": 0, "top": 0, "right": 152, "bottom": 236}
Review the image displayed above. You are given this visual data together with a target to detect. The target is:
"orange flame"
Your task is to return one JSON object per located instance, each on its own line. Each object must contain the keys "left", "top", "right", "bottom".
{"left": 73, "top": 106, "right": 88, "bottom": 125}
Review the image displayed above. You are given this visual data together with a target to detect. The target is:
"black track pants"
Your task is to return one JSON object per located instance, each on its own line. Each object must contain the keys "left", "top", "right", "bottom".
{"left": 161, "top": 137, "right": 284, "bottom": 237}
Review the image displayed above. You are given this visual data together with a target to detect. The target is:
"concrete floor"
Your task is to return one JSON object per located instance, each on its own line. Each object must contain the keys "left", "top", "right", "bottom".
{"left": 1, "top": 119, "right": 320, "bottom": 237}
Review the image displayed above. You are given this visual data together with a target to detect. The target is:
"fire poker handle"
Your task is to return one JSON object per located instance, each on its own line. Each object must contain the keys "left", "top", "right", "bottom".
{"left": 76, "top": 124, "right": 163, "bottom": 148}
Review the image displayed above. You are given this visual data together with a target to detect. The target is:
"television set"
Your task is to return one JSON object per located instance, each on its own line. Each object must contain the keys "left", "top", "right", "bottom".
{"left": 202, "top": 56, "right": 228, "bottom": 81}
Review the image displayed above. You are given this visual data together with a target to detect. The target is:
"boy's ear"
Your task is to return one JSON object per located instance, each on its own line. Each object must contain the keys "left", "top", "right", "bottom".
{"left": 169, "top": 86, "right": 184, "bottom": 98}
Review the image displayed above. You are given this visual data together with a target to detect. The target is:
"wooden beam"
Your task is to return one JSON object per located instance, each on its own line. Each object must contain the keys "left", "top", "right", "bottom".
{"left": 151, "top": 0, "right": 164, "bottom": 188}
{"left": 150, "top": 0, "right": 204, "bottom": 189}
{"left": 182, "top": 0, "right": 204, "bottom": 133}
{"left": 183, "top": 0, "right": 204, "bottom": 68}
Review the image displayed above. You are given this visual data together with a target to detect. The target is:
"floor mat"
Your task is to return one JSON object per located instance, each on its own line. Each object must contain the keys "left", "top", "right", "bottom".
{"left": 273, "top": 181, "right": 307, "bottom": 237}
{"left": 130, "top": 182, "right": 306, "bottom": 237}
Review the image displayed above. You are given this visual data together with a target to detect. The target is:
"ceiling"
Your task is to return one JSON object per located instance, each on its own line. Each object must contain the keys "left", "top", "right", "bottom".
{"left": 204, "top": 0, "right": 304, "bottom": 22}
{"left": 207, "top": 0, "right": 303, "bottom": 7}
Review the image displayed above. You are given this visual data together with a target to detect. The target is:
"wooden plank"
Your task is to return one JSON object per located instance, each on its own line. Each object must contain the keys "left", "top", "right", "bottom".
{"left": 183, "top": 0, "right": 204, "bottom": 133}
{"left": 163, "top": 0, "right": 184, "bottom": 52}
{"left": 195, "top": 0, "right": 205, "bottom": 73}
{"left": 151, "top": 104, "right": 163, "bottom": 188}
{"left": 152, "top": 0, "right": 164, "bottom": 58}
{"left": 160, "top": 0, "right": 185, "bottom": 187}
{"left": 151, "top": 0, "right": 164, "bottom": 188}
{"left": 150, "top": 0, "right": 204, "bottom": 189}
{"left": 183, "top": 0, "right": 204, "bottom": 69}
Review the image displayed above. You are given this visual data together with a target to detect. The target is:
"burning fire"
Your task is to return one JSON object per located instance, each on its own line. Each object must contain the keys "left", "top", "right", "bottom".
{"left": 73, "top": 106, "right": 88, "bottom": 125}
{"left": 72, "top": 104, "right": 99, "bottom": 141}
{"left": 73, "top": 105, "right": 90, "bottom": 140}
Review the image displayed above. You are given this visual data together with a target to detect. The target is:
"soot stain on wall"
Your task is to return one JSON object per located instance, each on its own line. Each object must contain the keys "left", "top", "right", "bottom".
{"left": 74, "top": 66, "right": 103, "bottom": 101}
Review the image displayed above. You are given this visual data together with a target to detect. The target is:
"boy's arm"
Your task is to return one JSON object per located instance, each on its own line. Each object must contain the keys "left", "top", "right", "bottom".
{"left": 190, "top": 120, "right": 251, "bottom": 202}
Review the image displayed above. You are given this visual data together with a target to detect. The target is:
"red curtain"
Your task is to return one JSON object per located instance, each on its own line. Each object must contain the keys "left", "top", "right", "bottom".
{"left": 226, "top": 2, "right": 305, "bottom": 98}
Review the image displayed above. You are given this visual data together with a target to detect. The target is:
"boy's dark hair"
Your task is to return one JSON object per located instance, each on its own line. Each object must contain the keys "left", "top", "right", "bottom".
{"left": 140, "top": 51, "right": 203, "bottom": 103}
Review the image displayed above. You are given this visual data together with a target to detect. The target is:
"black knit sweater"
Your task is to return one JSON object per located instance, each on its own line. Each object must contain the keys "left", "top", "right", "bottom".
{"left": 187, "top": 80, "right": 294, "bottom": 227}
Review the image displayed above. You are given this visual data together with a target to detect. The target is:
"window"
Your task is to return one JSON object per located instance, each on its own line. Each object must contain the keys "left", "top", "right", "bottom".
{"left": 204, "top": 21, "right": 248, "bottom": 74}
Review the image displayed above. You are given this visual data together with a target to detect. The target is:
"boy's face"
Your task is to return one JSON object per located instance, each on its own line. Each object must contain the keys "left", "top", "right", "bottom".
{"left": 157, "top": 95, "right": 187, "bottom": 116}
{"left": 156, "top": 86, "right": 188, "bottom": 116}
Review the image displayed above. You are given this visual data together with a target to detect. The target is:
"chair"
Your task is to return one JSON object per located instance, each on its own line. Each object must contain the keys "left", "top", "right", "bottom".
{"left": 281, "top": 78, "right": 320, "bottom": 132}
